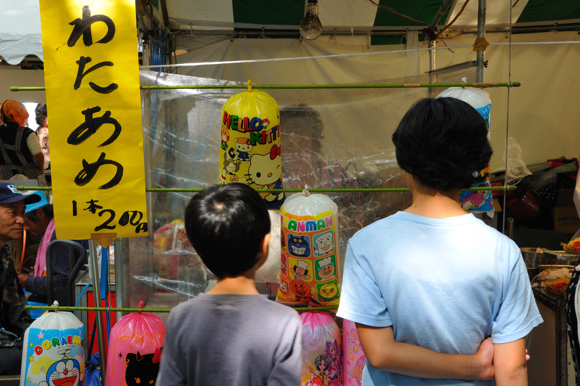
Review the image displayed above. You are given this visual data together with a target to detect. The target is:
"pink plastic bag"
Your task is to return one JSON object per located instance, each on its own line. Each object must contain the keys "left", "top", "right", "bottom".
{"left": 300, "top": 311, "right": 343, "bottom": 386}
{"left": 105, "top": 310, "right": 166, "bottom": 386}
{"left": 342, "top": 320, "right": 366, "bottom": 386}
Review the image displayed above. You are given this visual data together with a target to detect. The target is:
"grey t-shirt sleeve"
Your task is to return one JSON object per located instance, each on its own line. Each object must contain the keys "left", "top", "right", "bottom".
{"left": 267, "top": 312, "right": 302, "bottom": 386}
{"left": 156, "top": 309, "right": 187, "bottom": 386}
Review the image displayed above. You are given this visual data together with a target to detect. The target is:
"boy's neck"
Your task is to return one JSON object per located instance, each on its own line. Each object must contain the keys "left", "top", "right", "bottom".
{"left": 404, "top": 173, "right": 466, "bottom": 219}
{"left": 206, "top": 274, "right": 260, "bottom": 295}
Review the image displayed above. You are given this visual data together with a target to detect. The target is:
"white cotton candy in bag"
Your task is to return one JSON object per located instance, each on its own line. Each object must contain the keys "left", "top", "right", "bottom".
{"left": 20, "top": 311, "right": 85, "bottom": 386}
{"left": 276, "top": 187, "right": 341, "bottom": 306}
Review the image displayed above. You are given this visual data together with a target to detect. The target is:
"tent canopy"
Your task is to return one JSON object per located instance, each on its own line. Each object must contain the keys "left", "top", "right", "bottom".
{"left": 164, "top": 0, "right": 580, "bottom": 32}
{"left": 2, "top": 0, "right": 580, "bottom": 65}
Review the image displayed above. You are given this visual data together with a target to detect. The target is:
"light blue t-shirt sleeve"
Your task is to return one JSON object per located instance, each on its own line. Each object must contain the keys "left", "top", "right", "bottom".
{"left": 337, "top": 240, "right": 393, "bottom": 327}
{"left": 491, "top": 241, "right": 543, "bottom": 344}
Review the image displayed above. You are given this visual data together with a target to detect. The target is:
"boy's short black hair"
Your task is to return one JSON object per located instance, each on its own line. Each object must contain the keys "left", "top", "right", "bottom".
{"left": 184, "top": 183, "right": 271, "bottom": 279}
{"left": 392, "top": 97, "right": 493, "bottom": 191}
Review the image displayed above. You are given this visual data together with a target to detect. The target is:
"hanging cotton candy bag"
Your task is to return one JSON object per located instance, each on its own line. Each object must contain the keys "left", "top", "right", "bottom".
{"left": 437, "top": 81, "right": 494, "bottom": 215}
{"left": 20, "top": 310, "right": 85, "bottom": 386}
{"left": 300, "top": 311, "right": 343, "bottom": 386}
{"left": 219, "top": 81, "right": 285, "bottom": 209}
{"left": 276, "top": 187, "right": 340, "bottom": 306}
{"left": 105, "top": 304, "right": 165, "bottom": 386}
{"left": 343, "top": 319, "right": 367, "bottom": 386}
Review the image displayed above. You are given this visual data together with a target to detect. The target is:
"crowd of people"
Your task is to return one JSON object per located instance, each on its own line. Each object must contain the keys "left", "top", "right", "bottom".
{"left": 0, "top": 100, "right": 82, "bottom": 375}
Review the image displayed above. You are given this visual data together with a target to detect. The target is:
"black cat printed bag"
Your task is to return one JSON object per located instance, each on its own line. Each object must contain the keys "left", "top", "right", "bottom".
{"left": 105, "top": 306, "right": 166, "bottom": 386}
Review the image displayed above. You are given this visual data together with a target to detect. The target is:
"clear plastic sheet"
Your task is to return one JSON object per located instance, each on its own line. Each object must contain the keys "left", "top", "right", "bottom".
{"left": 117, "top": 68, "right": 475, "bottom": 317}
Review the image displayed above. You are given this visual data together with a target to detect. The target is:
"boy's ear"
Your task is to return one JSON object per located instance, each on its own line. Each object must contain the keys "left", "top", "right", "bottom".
{"left": 260, "top": 234, "right": 271, "bottom": 257}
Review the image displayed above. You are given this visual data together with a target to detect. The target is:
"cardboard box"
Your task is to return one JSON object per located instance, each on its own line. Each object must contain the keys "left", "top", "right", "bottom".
{"left": 554, "top": 189, "right": 580, "bottom": 235}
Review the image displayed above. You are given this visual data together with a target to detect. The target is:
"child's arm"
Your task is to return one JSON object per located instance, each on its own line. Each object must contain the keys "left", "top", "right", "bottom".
{"left": 493, "top": 338, "right": 527, "bottom": 386}
{"left": 357, "top": 324, "right": 494, "bottom": 380}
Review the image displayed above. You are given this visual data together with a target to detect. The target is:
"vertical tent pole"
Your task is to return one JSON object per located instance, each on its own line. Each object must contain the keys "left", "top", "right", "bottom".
{"left": 476, "top": 0, "right": 487, "bottom": 82}
{"left": 88, "top": 240, "right": 107, "bottom": 378}
{"left": 429, "top": 40, "right": 437, "bottom": 98}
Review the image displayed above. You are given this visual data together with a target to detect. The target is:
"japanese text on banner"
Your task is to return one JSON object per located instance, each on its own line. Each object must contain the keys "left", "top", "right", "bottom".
{"left": 39, "top": 0, "right": 148, "bottom": 240}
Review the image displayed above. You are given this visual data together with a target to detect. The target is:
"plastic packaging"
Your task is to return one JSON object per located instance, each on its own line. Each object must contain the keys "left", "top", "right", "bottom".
{"left": 277, "top": 187, "right": 340, "bottom": 306}
{"left": 105, "top": 307, "right": 166, "bottom": 386}
{"left": 300, "top": 311, "right": 343, "bottom": 386}
{"left": 437, "top": 80, "right": 494, "bottom": 215}
{"left": 219, "top": 81, "right": 285, "bottom": 209}
{"left": 20, "top": 310, "right": 85, "bottom": 386}
{"left": 343, "top": 319, "right": 366, "bottom": 386}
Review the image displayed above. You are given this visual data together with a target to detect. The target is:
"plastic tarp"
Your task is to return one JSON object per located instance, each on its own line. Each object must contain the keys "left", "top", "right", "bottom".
{"left": 0, "top": 0, "right": 43, "bottom": 65}
{"left": 116, "top": 67, "right": 475, "bottom": 319}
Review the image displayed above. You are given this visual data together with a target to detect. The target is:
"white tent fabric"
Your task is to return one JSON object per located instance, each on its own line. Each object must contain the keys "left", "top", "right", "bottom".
{"left": 0, "top": 0, "right": 43, "bottom": 65}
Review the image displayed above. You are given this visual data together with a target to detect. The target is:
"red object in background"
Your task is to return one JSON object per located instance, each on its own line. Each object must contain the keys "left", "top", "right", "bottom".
{"left": 505, "top": 187, "right": 541, "bottom": 220}
{"left": 548, "top": 157, "right": 579, "bottom": 179}
{"left": 491, "top": 182, "right": 504, "bottom": 198}
{"left": 87, "top": 290, "right": 117, "bottom": 354}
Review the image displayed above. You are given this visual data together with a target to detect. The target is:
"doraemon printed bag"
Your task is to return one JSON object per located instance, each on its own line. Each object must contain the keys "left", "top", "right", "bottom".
{"left": 219, "top": 81, "right": 285, "bottom": 210}
{"left": 20, "top": 311, "right": 85, "bottom": 386}
{"left": 276, "top": 188, "right": 340, "bottom": 306}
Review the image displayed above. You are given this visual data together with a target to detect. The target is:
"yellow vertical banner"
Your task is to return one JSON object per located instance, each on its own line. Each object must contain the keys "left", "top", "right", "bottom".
{"left": 39, "top": 0, "right": 148, "bottom": 240}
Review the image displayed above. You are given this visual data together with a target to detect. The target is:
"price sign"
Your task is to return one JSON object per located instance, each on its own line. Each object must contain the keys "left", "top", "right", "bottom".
{"left": 39, "top": 0, "right": 148, "bottom": 240}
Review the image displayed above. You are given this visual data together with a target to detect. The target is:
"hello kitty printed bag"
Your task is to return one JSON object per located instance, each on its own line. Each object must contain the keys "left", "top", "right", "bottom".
{"left": 219, "top": 81, "right": 285, "bottom": 209}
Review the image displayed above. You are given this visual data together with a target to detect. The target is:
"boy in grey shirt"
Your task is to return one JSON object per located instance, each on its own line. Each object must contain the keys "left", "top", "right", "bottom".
{"left": 157, "top": 183, "right": 302, "bottom": 386}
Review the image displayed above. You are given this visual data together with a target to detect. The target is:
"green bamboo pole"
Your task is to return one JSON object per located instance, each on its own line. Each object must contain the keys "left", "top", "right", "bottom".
{"left": 16, "top": 186, "right": 516, "bottom": 193}
{"left": 25, "top": 305, "right": 337, "bottom": 312}
{"left": 25, "top": 305, "right": 171, "bottom": 312}
{"left": 10, "top": 82, "right": 520, "bottom": 92}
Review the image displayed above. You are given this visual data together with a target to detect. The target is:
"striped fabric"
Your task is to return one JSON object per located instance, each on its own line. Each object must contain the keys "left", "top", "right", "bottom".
{"left": 165, "top": 0, "right": 580, "bottom": 31}
{"left": 2, "top": 0, "right": 580, "bottom": 65}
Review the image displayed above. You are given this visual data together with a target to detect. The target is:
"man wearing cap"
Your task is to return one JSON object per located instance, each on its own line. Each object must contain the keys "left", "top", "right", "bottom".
{"left": 0, "top": 182, "right": 41, "bottom": 375}
{"left": 0, "top": 100, "right": 44, "bottom": 180}
{"left": 18, "top": 192, "right": 88, "bottom": 303}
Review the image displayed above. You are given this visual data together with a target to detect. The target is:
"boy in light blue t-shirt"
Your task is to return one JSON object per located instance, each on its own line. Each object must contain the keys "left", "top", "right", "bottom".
{"left": 337, "top": 97, "right": 542, "bottom": 386}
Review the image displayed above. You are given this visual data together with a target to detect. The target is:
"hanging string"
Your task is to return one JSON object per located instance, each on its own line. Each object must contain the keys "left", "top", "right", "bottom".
{"left": 365, "top": 0, "right": 429, "bottom": 26}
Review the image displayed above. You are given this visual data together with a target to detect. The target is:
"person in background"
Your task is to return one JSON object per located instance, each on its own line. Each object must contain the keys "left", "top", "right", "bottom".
{"left": 157, "top": 183, "right": 302, "bottom": 386}
{"left": 34, "top": 103, "right": 50, "bottom": 171}
{"left": 17, "top": 191, "right": 88, "bottom": 303}
{"left": 337, "top": 97, "right": 542, "bottom": 385}
{"left": 0, "top": 182, "right": 41, "bottom": 375}
{"left": 0, "top": 100, "right": 44, "bottom": 180}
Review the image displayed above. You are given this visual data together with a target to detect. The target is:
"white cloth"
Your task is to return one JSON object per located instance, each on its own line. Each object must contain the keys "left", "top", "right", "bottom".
{"left": 337, "top": 211, "right": 543, "bottom": 385}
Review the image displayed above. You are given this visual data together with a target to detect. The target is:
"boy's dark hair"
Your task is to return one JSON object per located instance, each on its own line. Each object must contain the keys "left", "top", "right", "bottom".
{"left": 392, "top": 97, "right": 493, "bottom": 191}
{"left": 35, "top": 103, "right": 47, "bottom": 127}
{"left": 184, "top": 183, "right": 270, "bottom": 279}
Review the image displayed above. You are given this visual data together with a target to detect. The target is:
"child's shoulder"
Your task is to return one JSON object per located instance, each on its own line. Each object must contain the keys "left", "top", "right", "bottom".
{"left": 171, "top": 294, "right": 299, "bottom": 320}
